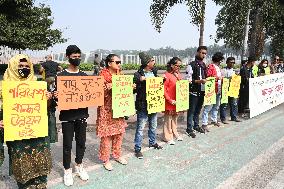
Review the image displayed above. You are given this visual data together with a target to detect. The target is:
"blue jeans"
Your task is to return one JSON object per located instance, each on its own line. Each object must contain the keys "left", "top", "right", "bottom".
{"left": 134, "top": 111, "right": 158, "bottom": 152}
{"left": 186, "top": 93, "right": 204, "bottom": 132}
{"left": 220, "top": 97, "right": 238, "bottom": 121}
{"left": 202, "top": 93, "right": 221, "bottom": 125}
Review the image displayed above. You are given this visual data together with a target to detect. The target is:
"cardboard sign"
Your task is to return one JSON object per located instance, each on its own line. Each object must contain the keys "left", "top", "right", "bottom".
{"left": 2, "top": 81, "right": 48, "bottom": 142}
{"left": 221, "top": 78, "right": 230, "bottom": 104}
{"left": 146, "top": 77, "right": 165, "bottom": 114}
{"left": 176, "top": 80, "right": 189, "bottom": 112}
{"left": 57, "top": 76, "right": 104, "bottom": 110}
{"left": 112, "top": 75, "right": 135, "bottom": 118}
{"left": 228, "top": 75, "right": 241, "bottom": 98}
{"left": 204, "top": 77, "right": 216, "bottom": 105}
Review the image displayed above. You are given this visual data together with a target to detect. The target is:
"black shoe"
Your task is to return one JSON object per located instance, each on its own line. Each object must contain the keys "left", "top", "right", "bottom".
{"left": 194, "top": 127, "right": 205, "bottom": 133}
{"left": 232, "top": 119, "right": 242, "bottom": 122}
{"left": 186, "top": 130, "right": 196, "bottom": 138}
{"left": 221, "top": 120, "right": 229, "bottom": 124}
{"left": 149, "top": 143, "right": 163, "bottom": 150}
{"left": 135, "top": 151, "right": 143, "bottom": 159}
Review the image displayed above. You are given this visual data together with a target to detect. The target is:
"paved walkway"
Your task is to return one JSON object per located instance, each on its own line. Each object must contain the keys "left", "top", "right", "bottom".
{"left": 1, "top": 104, "right": 284, "bottom": 188}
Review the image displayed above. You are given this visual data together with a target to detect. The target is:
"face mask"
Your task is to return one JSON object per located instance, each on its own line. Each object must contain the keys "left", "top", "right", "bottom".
{"left": 263, "top": 63, "right": 267, "bottom": 67}
{"left": 69, "top": 58, "right": 81, "bottom": 66}
{"left": 18, "top": 68, "right": 31, "bottom": 78}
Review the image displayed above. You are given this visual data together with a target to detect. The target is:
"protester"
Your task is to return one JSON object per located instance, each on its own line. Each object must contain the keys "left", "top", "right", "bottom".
{"left": 96, "top": 54, "right": 132, "bottom": 171}
{"left": 185, "top": 46, "right": 208, "bottom": 137}
{"left": 201, "top": 52, "right": 224, "bottom": 132}
{"left": 40, "top": 55, "right": 62, "bottom": 144}
{"left": 56, "top": 45, "right": 89, "bottom": 186}
{"left": 133, "top": 52, "right": 163, "bottom": 159}
{"left": 163, "top": 57, "right": 183, "bottom": 145}
{"left": 220, "top": 57, "right": 241, "bottom": 124}
{"left": 238, "top": 57, "right": 256, "bottom": 117}
{"left": 0, "top": 54, "right": 52, "bottom": 189}
{"left": 271, "top": 55, "right": 279, "bottom": 74}
{"left": 258, "top": 59, "right": 270, "bottom": 76}
{"left": 93, "top": 53, "right": 101, "bottom": 75}
{"left": 277, "top": 58, "right": 284, "bottom": 73}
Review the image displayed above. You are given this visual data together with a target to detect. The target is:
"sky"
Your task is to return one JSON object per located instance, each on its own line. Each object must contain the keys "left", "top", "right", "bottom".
{"left": 44, "top": 0, "right": 222, "bottom": 53}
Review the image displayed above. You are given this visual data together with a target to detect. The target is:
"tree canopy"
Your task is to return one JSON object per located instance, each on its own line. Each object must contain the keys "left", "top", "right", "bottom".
{"left": 214, "top": 0, "right": 284, "bottom": 57}
{"left": 0, "top": 0, "right": 66, "bottom": 50}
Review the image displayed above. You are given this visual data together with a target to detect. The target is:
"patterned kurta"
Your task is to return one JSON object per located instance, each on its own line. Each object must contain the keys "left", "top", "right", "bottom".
{"left": 96, "top": 69, "right": 127, "bottom": 138}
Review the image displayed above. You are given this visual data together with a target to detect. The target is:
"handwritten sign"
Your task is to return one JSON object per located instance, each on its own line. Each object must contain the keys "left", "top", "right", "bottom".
{"left": 57, "top": 76, "right": 104, "bottom": 110}
{"left": 221, "top": 78, "right": 230, "bottom": 104}
{"left": 112, "top": 75, "right": 135, "bottom": 118}
{"left": 204, "top": 77, "right": 216, "bottom": 105}
{"left": 146, "top": 77, "right": 165, "bottom": 114}
{"left": 2, "top": 81, "right": 48, "bottom": 142}
{"left": 176, "top": 80, "right": 189, "bottom": 112}
{"left": 228, "top": 75, "right": 241, "bottom": 98}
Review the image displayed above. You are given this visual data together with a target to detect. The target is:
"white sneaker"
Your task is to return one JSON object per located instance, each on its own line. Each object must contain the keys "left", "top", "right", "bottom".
{"left": 167, "top": 140, "right": 175, "bottom": 145}
{"left": 75, "top": 164, "right": 89, "bottom": 181}
{"left": 177, "top": 136, "right": 183, "bottom": 141}
{"left": 64, "top": 168, "right": 73, "bottom": 186}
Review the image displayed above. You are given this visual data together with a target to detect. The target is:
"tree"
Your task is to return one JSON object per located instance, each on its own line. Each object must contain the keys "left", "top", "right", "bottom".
{"left": 214, "top": 0, "right": 284, "bottom": 59}
{"left": 149, "top": 0, "right": 206, "bottom": 46}
{"left": 0, "top": 0, "right": 66, "bottom": 50}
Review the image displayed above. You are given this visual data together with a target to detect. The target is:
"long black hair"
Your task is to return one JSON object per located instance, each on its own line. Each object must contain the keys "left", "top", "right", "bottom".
{"left": 166, "top": 57, "right": 182, "bottom": 72}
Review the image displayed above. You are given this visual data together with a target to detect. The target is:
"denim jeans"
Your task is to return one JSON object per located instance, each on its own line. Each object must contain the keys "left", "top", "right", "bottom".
{"left": 186, "top": 93, "right": 204, "bottom": 132}
{"left": 220, "top": 97, "right": 238, "bottom": 121}
{"left": 134, "top": 111, "right": 158, "bottom": 152}
{"left": 202, "top": 93, "right": 221, "bottom": 125}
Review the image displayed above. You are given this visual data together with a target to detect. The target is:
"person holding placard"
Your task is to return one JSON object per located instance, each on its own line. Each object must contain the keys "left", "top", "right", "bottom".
{"left": 96, "top": 54, "right": 130, "bottom": 171}
{"left": 201, "top": 52, "right": 224, "bottom": 132}
{"left": 219, "top": 57, "right": 241, "bottom": 124}
{"left": 56, "top": 45, "right": 89, "bottom": 186}
{"left": 133, "top": 52, "right": 163, "bottom": 159}
{"left": 257, "top": 59, "right": 271, "bottom": 76}
{"left": 238, "top": 57, "right": 256, "bottom": 117}
{"left": 0, "top": 54, "right": 52, "bottom": 189}
{"left": 163, "top": 57, "right": 183, "bottom": 145}
{"left": 185, "top": 46, "right": 208, "bottom": 138}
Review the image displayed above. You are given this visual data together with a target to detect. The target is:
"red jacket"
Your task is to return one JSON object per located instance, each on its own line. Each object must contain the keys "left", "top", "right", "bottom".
{"left": 206, "top": 63, "right": 221, "bottom": 93}
{"left": 164, "top": 71, "right": 182, "bottom": 111}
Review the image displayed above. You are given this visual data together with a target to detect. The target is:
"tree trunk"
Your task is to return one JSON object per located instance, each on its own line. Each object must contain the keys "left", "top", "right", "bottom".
{"left": 199, "top": 16, "right": 205, "bottom": 46}
{"left": 241, "top": 9, "right": 251, "bottom": 61}
{"left": 248, "top": 3, "right": 265, "bottom": 59}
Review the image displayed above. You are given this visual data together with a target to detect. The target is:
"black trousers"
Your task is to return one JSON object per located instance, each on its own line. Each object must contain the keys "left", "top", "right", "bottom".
{"left": 62, "top": 118, "right": 87, "bottom": 169}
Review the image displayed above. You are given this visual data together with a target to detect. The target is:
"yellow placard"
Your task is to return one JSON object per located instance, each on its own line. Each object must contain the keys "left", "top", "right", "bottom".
{"left": 146, "top": 77, "right": 165, "bottom": 114}
{"left": 228, "top": 75, "right": 241, "bottom": 98}
{"left": 204, "top": 77, "right": 216, "bottom": 105}
{"left": 2, "top": 81, "right": 48, "bottom": 142}
{"left": 221, "top": 78, "right": 230, "bottom": 104}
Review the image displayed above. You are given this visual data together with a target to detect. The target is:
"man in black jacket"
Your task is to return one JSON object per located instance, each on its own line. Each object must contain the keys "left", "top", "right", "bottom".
{"left": 185, "top": 46, "right": 208, "bottom": 138}
{"left": 133, "top": 52, "right": 162, "bottom": 159}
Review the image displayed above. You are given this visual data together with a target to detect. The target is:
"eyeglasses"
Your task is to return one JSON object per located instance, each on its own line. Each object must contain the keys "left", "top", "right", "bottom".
{"left": 110, "top": 60, "right": 121, "bottom": 64}
{"left": 229, "top": 62, "right": 235, "bottom": 64}
{"left": 174, "top": 65, "right": 181, "bottom": 67}
{"left": 201, "top": 52, "right": 207, "bottom": 55}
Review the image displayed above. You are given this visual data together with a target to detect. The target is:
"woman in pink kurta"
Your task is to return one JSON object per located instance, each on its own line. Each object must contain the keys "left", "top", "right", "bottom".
{"left": 163, "top": 57, "right": 183, "bottom": 145}
{"left": 96, "top": 54, "right": 128, "bottom": 171}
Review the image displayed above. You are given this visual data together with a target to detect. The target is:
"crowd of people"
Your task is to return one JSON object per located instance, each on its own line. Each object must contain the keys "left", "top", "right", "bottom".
{"left": 0, "top": 44, "right": 283, "bottom": 188}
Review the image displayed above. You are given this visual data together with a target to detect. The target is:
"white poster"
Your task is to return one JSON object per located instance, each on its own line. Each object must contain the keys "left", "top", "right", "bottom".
{"left": 249, "top": 73, "right": 284, "bottom": 118}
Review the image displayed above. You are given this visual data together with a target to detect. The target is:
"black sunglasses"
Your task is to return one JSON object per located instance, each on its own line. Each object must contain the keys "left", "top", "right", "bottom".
{"left": 110, "top": 60, "right": 121, "bottom": 64}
